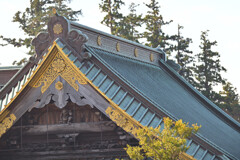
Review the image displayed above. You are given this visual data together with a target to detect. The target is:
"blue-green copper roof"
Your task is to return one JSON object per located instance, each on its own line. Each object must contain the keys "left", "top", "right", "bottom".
{"left": 89, "top": 46, "right": 240, "bottom": 160}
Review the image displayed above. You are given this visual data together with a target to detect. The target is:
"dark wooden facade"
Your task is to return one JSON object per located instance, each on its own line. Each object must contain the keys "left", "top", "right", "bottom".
{"left": 0, "top": 102, "right": 137, "bottom": 160}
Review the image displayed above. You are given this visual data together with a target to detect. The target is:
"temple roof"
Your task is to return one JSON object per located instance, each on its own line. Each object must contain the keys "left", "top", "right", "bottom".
{"left": 88, "top": 46, "right": 240, "bottom": 159}
{"left": 0, "top": 13, "right": 239, "bottom": 160}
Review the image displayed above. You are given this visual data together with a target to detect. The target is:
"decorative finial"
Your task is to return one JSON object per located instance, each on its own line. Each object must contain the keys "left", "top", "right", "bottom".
{"left": 52, "top": 8, "right": 58, "bottom": 16}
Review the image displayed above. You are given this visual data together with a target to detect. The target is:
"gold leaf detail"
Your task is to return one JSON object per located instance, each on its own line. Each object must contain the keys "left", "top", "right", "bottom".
{"left": 150, "top": 53, "right": 154, "bottom": 62}
{"left": 55, "top": 81, "right": 63, "bottom": 90}
{"left": 134, "top": 48, "right": 138, "bottom": 57}
{"left": 97, "top": 36, "right": 102, "bottom": 46}
{"left": 52, "top": 58, "right": 66, "bottom": 73}
{"left": 53, "top": 23, "right": 63, "bottom": 34}
{"left": 33, "top": 52, "right": 87, "bottom": 93}
{"left": 0, "top": 114, "right": 16, "bottom": 137}
{"left": 52, "top": 8, "right": 57, "bottom": 15}
{"left": 179, "top": 152, "right": 196, "bottom": 160}
{"left": 116, "top": 42, "right": 120, "bottom": 52}
{"left": 106, "top": 106, "right": 137, "bottom": 136}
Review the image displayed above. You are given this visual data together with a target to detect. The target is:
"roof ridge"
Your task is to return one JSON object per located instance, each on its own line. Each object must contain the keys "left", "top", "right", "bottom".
{"left": 70, "top": 21, "right": 166, "bottom": 61}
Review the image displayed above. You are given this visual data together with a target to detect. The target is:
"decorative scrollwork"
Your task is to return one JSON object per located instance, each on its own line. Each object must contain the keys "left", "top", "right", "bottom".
{"left": 106, "top": 106, "right": 137, "bottom": 136}
{"left": 33, "top": 52, "right": 87, "bottom": 93}
{"left": 0, "top": 114, "right": 16, "bottom": 137}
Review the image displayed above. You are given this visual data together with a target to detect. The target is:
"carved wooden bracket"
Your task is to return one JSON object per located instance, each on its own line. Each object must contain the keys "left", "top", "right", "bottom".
{"left": 30, "top": 77, "right": 92, "bottom": 110}
{"left": 32, "top": 14, "right": 88, "bottom": 58}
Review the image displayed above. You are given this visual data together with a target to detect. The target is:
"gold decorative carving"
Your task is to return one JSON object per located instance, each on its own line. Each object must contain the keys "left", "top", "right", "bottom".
{"left": 53, "top": 23, "right": 63, "bottom": 34}
{"left": 179, "top": 152, "right": 196, "bottom": 160}
{"left": 0, "top": 114, "right": 16, "bottom": 137}
{"left": 150, "top": 53, "right": 154, "bottom": 62}
{"left": 106, "top": 106, "right": 137, "bottom": 136}
{"left": 52, "top": 8, "right": 57, "bottom": 15}
{"left": 52, "top": 58, "right": 66, "bottom": 72}
{"left": 116, "top": 42, "right": 120, "bottom": 52}
{"left": 55, "top": 81, "right": 63, "bottom": 90}
{"left": 33, "top": 52, "right": 87, "bottom": 93}
{"left": 97, "top": 36, "right": 102, "bottom": 46}
{"left": 134, "top": 48, "right": 138, "bottom": 57}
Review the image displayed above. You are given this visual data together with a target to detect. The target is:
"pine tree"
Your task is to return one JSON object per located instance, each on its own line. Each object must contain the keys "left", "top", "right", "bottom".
{"left": 117, "top": 3, "right": 142, "bottom": 42}
{"left": 99, "top": 0, "right": 125, "bottom": 35}
{"left": 0, "top": 0, "right": 82, "bottom": 65}
{"left": 172, "top": 24, "right": 195, "bottom": 85}
{"left": 143, "top": 0, "right": 173, "bottom": 52}
{"left": 219, "top": 82, "right": 240, "bottom": 121}
{"left": 194, "top": 30, "right": 226, "bottom": 102}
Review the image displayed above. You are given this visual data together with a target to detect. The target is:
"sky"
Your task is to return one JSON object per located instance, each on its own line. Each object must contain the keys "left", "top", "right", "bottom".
{"left": 0, "top": 0, "right": 239, "bottom": 94}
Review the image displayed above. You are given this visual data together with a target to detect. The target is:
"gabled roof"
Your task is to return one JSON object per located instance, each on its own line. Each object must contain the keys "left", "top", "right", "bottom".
{"left": 0, "top": 13, "right": 239, "bottom": 160}
{"left": 87, "top": 46, "right": 240, "bottom": 159}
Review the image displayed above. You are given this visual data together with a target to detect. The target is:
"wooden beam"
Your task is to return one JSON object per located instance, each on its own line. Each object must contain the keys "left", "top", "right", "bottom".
{"left": 12, "top": 121, "right": 116, "bottom": 135}
{"left": 0, "top": 148, "right": 127, "bottom": 160}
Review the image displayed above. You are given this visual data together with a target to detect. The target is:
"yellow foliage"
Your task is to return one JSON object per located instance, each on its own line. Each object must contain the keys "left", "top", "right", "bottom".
{"left": 106, "top": 106, "right": 201, "bottom": 160}
{"left": 125, "top": 117, "right": 201, "bottom": 160}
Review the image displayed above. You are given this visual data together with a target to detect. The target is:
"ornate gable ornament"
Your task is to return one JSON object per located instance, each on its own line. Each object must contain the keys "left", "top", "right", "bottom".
{"left": 32, "top": 10, "right": 88, "bottom": 60}
{"left": 31, "top": 44, "right": 87, "bottom": 93}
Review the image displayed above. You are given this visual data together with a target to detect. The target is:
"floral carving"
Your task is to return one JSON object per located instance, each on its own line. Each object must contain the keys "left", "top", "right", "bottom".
{"left": 0, "top": 114, "right": 16, "bottom": 137}
{"left": 52, "top": 59, "right": 66, "bottom": 73}
{"left": 33, "top": 52, "right": 87, "bottom": 93}
{"left": 53, "top": 23, "right": 63, "bottom": 34}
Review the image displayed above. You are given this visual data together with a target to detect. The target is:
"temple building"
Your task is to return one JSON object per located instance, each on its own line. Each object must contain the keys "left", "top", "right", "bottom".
{"left": 0, "top": 13, "right": 239, "bottom": 160}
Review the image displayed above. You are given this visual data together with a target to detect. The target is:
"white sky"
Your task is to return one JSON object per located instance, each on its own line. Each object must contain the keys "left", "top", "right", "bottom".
{"left": 0, "top": 0, "right": 239, "bottom": 94}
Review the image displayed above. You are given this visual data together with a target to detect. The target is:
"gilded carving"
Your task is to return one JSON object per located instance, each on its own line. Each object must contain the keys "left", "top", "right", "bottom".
{"left": 52, "top": 58, "right": 66, "bottom": 73}
{"left": 106, "top": 106, "right": 137, "bottom": 136}
{"left": 55, "top": 81, "right": 63, "bottom": 90}
{"left": 0, "top": 114, "right": 16, "bottom": 137}
{"left": 53, "top": 23, "right": 63, "bottom": 34}
{"left": 116, "top": 42, "right": 120, "bottom": 52}
{"left": 97, "top": 36, "right": 102, "bottom": 46}
{"left": 134, "top": 48, "right": 138, "bottom": 57}
{"left": 33, "top": 52, "right": 87, "bottom": 93}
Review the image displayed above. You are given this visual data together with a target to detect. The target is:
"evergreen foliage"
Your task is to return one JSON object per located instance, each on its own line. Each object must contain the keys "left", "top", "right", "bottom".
{"left": 116, "top": 3, "right": 142, "bottom": 42}
{"left": 99, "top": 0, "right": 125, "bottom": 35}
{"left": 0, "top": 0, "right": 82, "bottom": 65}
{"left": 219, "top": 82, "right": 240, "bottom": 121}
{"left": 171, "top": 25, "right": 195, "bottom": 85}
{"left": 194, "top": 30, "right": 226, "bottom": 102}
{"left": 143, "top": 0, "right": 173, "bottom": 52}
{"left": 125, "top": 117, "right": 200, "bottom": 160}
